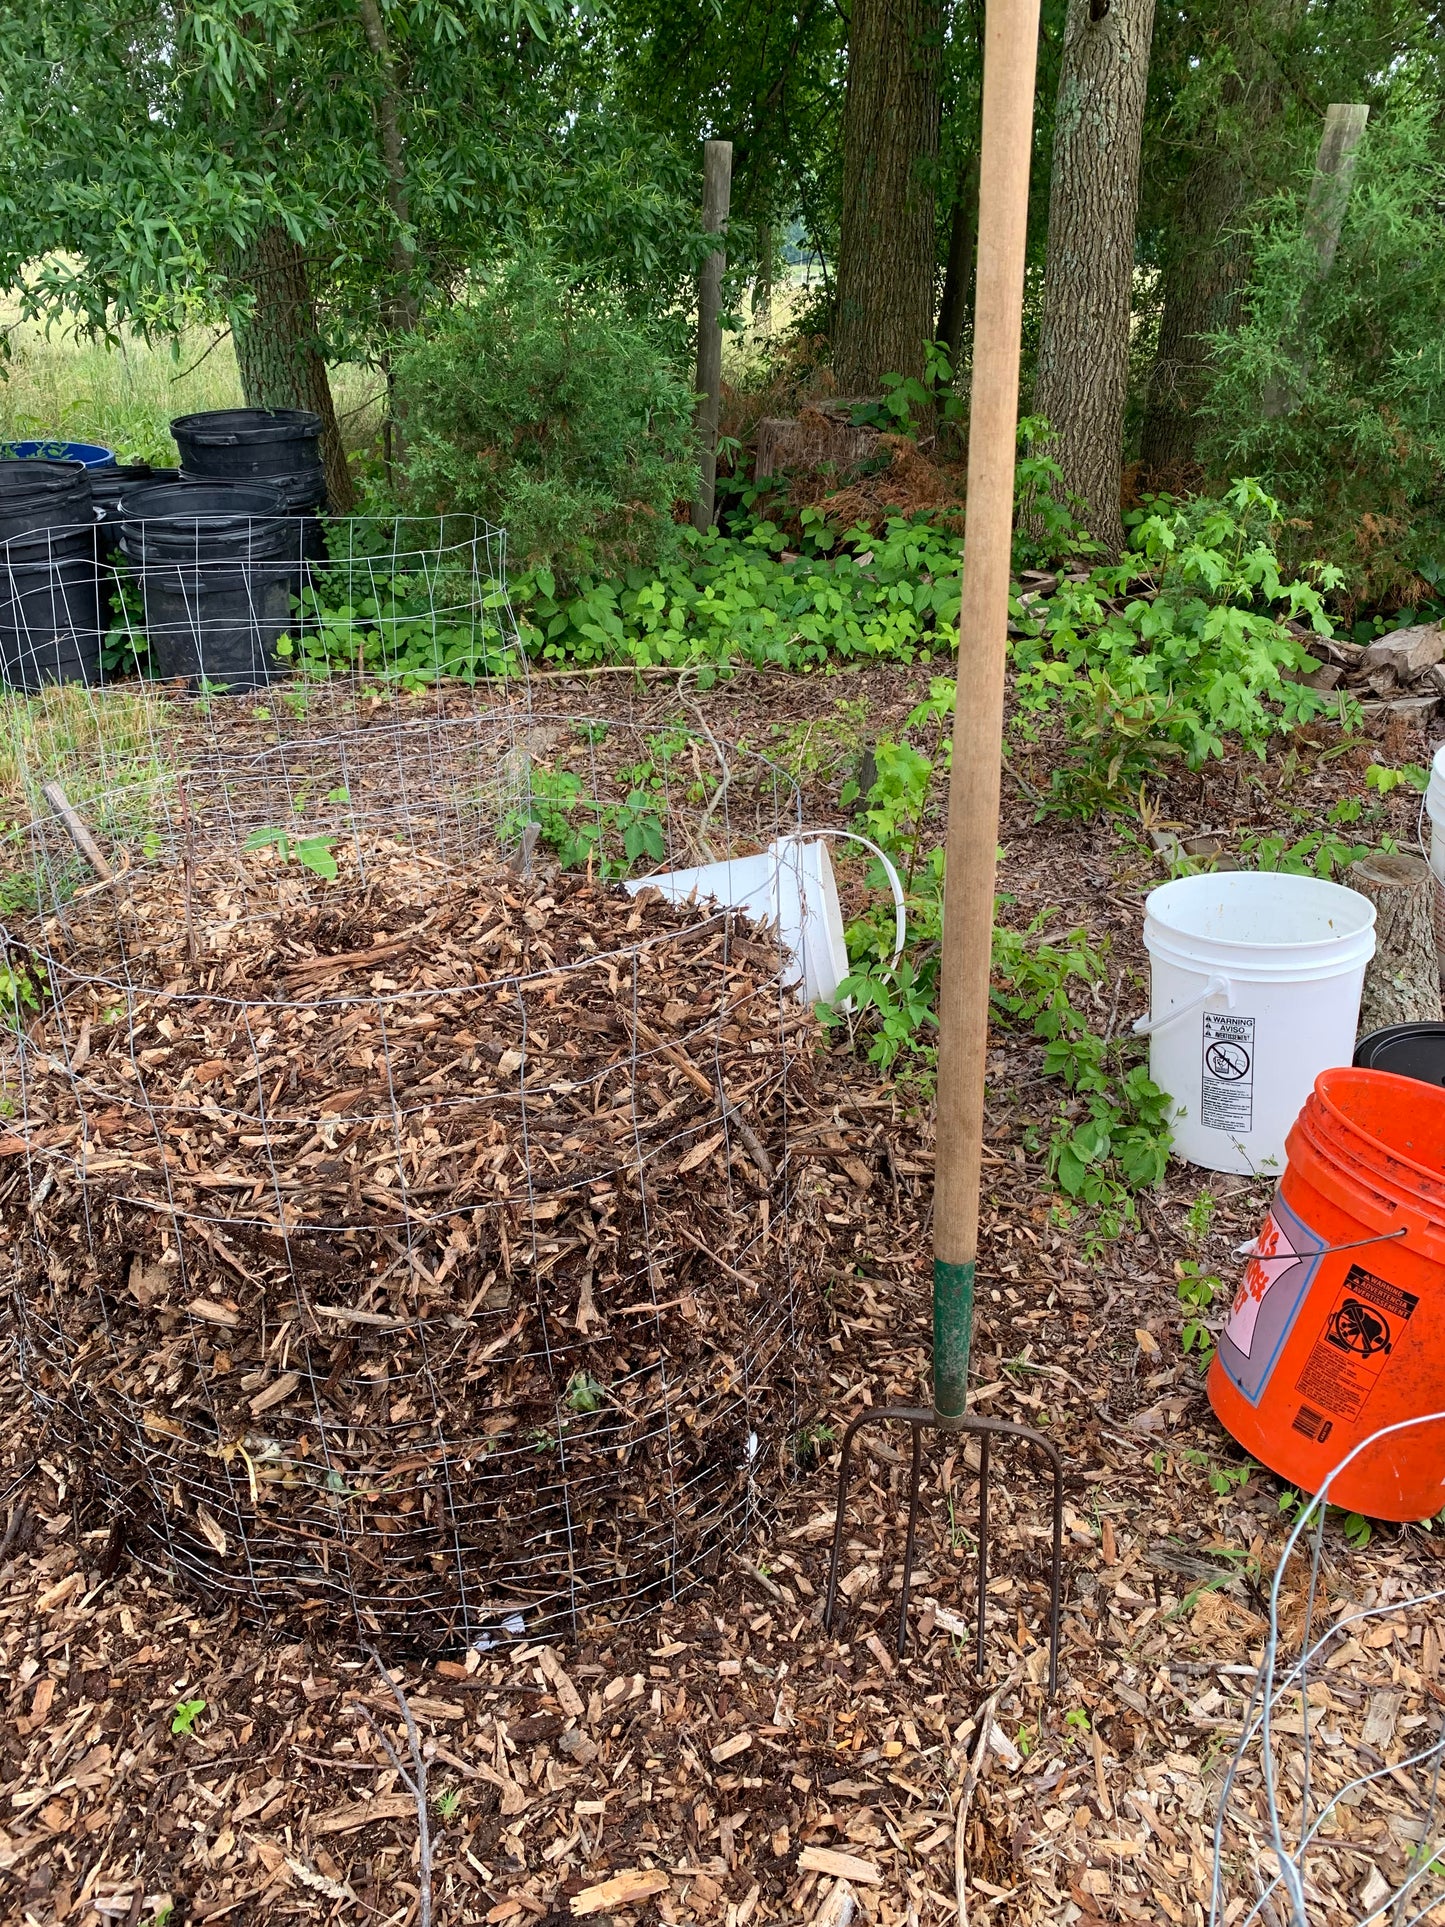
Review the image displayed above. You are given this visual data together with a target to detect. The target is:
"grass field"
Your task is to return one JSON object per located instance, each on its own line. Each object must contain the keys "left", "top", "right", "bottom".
{"left": 0, "top": 313, "right": 383, "bottom": 467}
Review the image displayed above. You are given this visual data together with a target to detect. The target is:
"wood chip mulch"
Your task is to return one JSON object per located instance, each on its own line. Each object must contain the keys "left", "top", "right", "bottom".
{"left": 3, "top": 676, "right": 1444, "bottom": 1927}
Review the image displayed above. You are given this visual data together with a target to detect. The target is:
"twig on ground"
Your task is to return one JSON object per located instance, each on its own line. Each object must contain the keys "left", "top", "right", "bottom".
{"left": 361, "top": 1650, "right": 432, "bottom": 1927}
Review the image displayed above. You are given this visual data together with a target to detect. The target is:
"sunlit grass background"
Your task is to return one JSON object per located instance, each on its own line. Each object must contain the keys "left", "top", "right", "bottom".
{"left": 0, "top": 306, "right": 384, "bottom": 467}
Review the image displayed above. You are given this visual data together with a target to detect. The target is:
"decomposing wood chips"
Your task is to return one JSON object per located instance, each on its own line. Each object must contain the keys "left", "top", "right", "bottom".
{"left": 2, "top": 832, "right": 838, "bottom": 1645}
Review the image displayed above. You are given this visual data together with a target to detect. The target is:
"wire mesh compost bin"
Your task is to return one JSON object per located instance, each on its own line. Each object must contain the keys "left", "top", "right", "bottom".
{"left": 2, "top": 694, "right": 830, "bottom": 1650}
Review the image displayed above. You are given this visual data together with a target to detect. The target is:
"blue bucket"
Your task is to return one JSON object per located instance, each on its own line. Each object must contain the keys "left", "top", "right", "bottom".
{"left": 1, "top": 439, "right": 117, "bottom": 469}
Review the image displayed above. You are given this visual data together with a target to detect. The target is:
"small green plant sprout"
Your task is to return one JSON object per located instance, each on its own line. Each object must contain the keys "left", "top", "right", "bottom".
{"left": 170, "top": 1696, "right": 206, "bottom": 1736}
{"left": 564, "top": 1371, "right": 605, "bottom": 1414}
{"left": 1015, "top": 1723, "right": 1035, "bottom": 1759}
{"left": 243, "top": 825, "right": 339, "bottom": 881}
{"left": 1177, "top": 1261, "right": 1222, "bottom": 1363}
{"left": 1062, "top": 1707, "right": 1091, "bottom": 1740}
{"left": 151, "top": 1905, "right": 174, "bottom": 1927}
{"left": 0, "top": 959, "right": 43, "bottom": 1028}
{"left": 792, "top": 1420, "right": 837, "bottom": 1468}
{"left": 435, "top": 1787, "right": 462, "bottom": 1820}
{"left": 1184, "top": 1189, "right": 1216, "bottom": 1243}
{"left": 326, "top": 785, "right": 351, "bottom": 805}
{"left": 1365, "top": 761, "right": 1429, "bottom": 796}
{"left": 1278, "top": 1488, "right": 1372, "bottom": 1547}
{"left": 1207, "top": 1458, "right": 1255, "bottom": 1499}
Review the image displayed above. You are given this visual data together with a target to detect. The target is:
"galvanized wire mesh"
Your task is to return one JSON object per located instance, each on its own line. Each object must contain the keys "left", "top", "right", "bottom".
{"left": 1211, "top": 1414, "right": 1445, "bottom": 1927}
{"left": 1, "top": 678, "right": 833, "bottom": 1653}
{"left": 3, "top": 511, "right": 519, "bottom": 695}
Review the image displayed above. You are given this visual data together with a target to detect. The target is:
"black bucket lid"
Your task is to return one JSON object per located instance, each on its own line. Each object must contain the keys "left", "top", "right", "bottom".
{"left": 171, "top": 408, "right": 322, "bottom": 446}
{"left": 1353, "top": 1023, "right": 1445, "bottom": 1088}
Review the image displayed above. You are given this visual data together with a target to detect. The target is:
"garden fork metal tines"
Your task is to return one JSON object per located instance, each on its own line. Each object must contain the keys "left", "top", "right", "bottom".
{"left": 821, "top": 1286, "right": 1064, "bottom": 1693}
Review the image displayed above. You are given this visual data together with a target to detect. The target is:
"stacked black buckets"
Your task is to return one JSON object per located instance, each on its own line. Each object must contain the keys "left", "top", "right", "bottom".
{"left": 0, "top": 407, "right": 328, "bottom": 692}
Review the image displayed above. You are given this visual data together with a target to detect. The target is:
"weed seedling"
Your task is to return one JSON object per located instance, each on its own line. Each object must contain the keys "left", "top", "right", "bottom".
{"left": 171, "top": 1697, "right": 206, "bottom": 1736}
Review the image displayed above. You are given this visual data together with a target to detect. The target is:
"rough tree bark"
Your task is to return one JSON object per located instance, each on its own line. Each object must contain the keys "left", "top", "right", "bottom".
{"left": 832, "top": 0, "right": 943, "bottom": 394}
{"left": 230, "top": 224, "right": 356, "bottom": 512}
{"left": 1139, "top": 146, "right": 1249, "bottom": 480}
{"left": 1032, "top": 0, "right": 1157, "bottom": 555}
{"left": 1349, "top": 852, "right": 1442, "bottom": 1034}
{"left": 936, "top": 145, "right": 980, "bottom": 366}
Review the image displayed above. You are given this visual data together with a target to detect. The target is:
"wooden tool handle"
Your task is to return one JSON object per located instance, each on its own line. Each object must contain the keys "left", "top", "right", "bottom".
{"left": 932, "top": 0, "right": 1043, "bottom": 1420}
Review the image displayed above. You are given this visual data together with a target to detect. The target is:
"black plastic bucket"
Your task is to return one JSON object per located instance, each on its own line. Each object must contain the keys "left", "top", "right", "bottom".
{"left": 0, "top": 461, "right": 102, "bottom": 688}
{"left": 90, "top": 465, "right": 169, "bottom": 553}
{"left": 1353, "top": 1023, "right": 1445, "bottom": 1088}
{"left": 170, "top": 408, "right": 327, "bottom": 513}
{"left": 118, "top": 483, "right": 302, "bottom": 691}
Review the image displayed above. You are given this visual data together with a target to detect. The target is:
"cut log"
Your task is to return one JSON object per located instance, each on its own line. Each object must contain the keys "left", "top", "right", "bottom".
{"left": 1349, "top": 851, "right": 1443, "bottom": 1036}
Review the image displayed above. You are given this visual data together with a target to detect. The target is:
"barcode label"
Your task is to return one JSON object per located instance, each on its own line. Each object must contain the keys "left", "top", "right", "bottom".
{"left": 1291, "top": 1404, "right": 1334, "bottom": 1442}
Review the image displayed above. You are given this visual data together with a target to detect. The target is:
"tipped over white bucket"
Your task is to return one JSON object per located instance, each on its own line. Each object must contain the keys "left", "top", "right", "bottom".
{"left": 1134, "top": 871, "right": 1376, "bottom": 1175}
{"left": 622, "top": 831, "right": 905, "bottom": 1005}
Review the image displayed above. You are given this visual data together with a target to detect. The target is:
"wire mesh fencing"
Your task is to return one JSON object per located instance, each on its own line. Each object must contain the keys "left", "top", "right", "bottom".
{"left": 3, "top": 510, "right": 520, "bottom": 696}
{"left": 1211, "top": 1414, "right": 1445, "bottom": 1927}
{"left": 0, "top": 695, "right": 844, "bottom": 1651}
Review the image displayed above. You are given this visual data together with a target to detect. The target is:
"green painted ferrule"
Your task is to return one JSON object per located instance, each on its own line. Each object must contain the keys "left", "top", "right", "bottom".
{"left": 932, "top": 1258, "right": 975, "bottom": 1421}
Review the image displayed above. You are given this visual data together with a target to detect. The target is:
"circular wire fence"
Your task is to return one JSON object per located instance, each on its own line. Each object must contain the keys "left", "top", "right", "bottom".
{"left": 0, "top": 683, "right": 845, "bottom": 1652}
{"left": 1211, "top": 1414, "right": 1445, "bottom": 1927}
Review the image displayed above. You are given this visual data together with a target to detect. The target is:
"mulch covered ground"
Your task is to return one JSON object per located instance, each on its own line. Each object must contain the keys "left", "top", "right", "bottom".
{"left": 3, "top": 669, "right": 1444, "bottom": 1927}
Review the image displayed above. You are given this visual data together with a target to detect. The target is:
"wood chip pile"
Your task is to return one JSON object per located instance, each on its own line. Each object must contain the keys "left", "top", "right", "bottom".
{"left": 3, "top": 833, "right": 836, "bottom": 1649}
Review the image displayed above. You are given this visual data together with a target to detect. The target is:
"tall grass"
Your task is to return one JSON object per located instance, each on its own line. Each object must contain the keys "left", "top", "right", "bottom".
{"left": 0, "top": 313, "right": 383, "bottom": 466}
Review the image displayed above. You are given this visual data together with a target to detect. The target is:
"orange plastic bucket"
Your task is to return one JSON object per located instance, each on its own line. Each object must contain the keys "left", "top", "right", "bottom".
{"left": 1208, "top": 1066, "right": 1445, "bottom": 1520}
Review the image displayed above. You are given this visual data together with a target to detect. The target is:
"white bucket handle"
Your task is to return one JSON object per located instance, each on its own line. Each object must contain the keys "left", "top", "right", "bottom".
{"left": 785, "top": 829, "right": 908, "bottom": 973}
{"left": 1131, "top": 971, "right": 1235, "bottom": 1039}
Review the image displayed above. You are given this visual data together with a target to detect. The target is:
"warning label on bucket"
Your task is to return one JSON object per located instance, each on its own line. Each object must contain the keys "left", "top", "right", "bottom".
{"left": 1216, "top": 1195, "right": 1325, "bottom": 1404}
{"left": 1201, "top": 1013, "right": 1256, "bottom": 1133}
{"left": 1293, "top": 1264, "right": 1419, "bottom": 1420}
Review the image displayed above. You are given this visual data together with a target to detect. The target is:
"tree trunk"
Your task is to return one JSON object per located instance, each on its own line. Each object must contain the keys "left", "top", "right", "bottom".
{"left": 936, "top": 145, "right": 980, "bottom": 366}
{"left": 1139, "top": 146, "right": 1248, "bottom": 480}
{"left": 692, "top": 141, "right": 733, "bottom": 535}
{"left": 1260, "top": 102, "right": 1368, "bottom": 419}
{"left": 230, "top": 223, "right": 355, "bottom": 513}
{"left": 753, "top": 224, "right": 774, "bottom": 334}
{"left": 1032, "top": 0, "right": 1157, "bottom": 556}
{"left": 1349, "top": 853, "right": 1442, "bottom": 1035}
{"left": 832, "top": 0, "right": 943, "bottom": 394}
{"left": 356, "top": 0, "right": 420, "bottom": 337}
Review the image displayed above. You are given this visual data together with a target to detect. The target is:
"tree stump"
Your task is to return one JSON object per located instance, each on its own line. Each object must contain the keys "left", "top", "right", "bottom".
{"left": 1349, "top": 851, "right": 1443, "bottom": 1037}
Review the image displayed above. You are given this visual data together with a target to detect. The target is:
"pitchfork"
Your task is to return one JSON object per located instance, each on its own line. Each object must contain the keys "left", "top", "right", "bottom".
{"left": 823, "top": 0, "right": 1064, "bottom": 1694}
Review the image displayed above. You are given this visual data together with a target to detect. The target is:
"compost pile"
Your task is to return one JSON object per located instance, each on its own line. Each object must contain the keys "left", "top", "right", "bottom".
{"left": 2, "top": 836, "right": 832, "bottom": 1648}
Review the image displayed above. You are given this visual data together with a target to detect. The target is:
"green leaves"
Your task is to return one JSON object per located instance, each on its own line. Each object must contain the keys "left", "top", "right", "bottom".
{"left": 512, "top": 514, "right": 963, "bottom": 677}
{"left": 1013, "top": 479, "right": 1351, "bottom": 812}
{"left": 243, "top": 826, "right": 339, "bottom": 880}
{"left": 170, "top": 1697, "right": 207, "bottom": 1736}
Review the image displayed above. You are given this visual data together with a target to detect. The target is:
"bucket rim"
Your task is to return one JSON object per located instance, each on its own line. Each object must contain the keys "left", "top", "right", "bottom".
{"left": 170, "top": 407, "right": 322, "bottom": 441}
{"left": 1143, "top": 868, "right": 1376, "bottom": 950}
{"left": 1306, "top": 1064, "right": 1445, "bottom": 1203}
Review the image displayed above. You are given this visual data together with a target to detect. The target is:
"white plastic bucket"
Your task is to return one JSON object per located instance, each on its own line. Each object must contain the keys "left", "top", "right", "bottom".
{"left": 1425, "top": 744, "right": 1445, "bottom": 967}
{"left": 623, "top": 832, "right": 905, "bottom": 1005}
{"left": 1133, "top": 871, "right": 1376, "bottom": 1175}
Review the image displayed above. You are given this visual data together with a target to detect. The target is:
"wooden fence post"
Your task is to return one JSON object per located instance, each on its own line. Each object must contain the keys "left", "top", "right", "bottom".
{"left": 692, "top": 140, "right": 733, "bottom": 535}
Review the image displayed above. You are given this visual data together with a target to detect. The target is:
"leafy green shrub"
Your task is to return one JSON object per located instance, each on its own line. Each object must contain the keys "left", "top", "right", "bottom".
{"left": 820, "top": 685, "right": 1173, "bottom": 1238}
{"left": 1199, "top": 97, "right": 1445, "bottom": 605}
{"left": 1013, "top": 479, "right": 1346, "bottom": 812}
{"left": 392, "top": 257, "right": 698, "bottom": 583}
{"left": 513, "top": 513, "right": 963, "bottom": 680}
